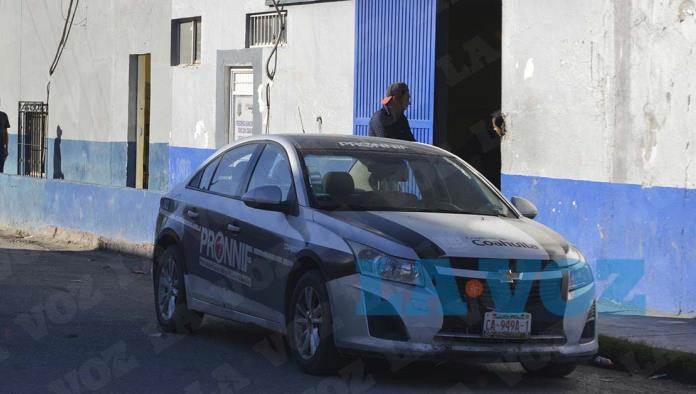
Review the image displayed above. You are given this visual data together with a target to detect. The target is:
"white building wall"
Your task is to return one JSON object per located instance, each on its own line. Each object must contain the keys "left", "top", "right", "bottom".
{"left": 1, "top": 0, "right": 355, "bottom": 187}
{"left": 502, "top": 0, "right": 696, "bottom": 189}
{"left": 501, "top": 0, "right": 696, "bottom": 315}
{"left": 0, "top": 0, "right": 172, "bottom": 145}
{"left": 170, "top": 0, "right": 356, "bottom": 150}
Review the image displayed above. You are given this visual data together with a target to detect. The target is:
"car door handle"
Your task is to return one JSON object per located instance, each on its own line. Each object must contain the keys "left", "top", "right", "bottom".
{"left": 227, "top": 223, "right": 241, "bottom": 233}
{"left": 186, "top": 209, "right": 199, "bottom": 220}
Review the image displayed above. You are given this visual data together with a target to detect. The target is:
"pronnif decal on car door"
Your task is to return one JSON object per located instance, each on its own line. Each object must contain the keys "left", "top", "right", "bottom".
{"left": 199, "top": 226, "right": 292, "bottom": 287}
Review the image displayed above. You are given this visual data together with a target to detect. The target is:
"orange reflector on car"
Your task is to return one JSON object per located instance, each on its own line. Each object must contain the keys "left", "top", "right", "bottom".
{"left": 465, "top": 279, "right": 484, "bottom": 298}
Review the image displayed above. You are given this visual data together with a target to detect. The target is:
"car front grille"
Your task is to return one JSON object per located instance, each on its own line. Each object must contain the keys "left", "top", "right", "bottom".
{"left": 432, "top": 258, "right": 566, "bottom": 341}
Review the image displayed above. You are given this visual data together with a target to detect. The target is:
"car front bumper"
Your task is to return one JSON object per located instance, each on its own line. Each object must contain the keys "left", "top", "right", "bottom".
{"left": 326, "top": 273, "right": 598, "bottom": 362}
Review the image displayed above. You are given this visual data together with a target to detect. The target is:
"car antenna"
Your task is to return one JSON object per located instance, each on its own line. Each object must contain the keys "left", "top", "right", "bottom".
{"left": 298, "top": 106, "right": 306, "bottom": 134}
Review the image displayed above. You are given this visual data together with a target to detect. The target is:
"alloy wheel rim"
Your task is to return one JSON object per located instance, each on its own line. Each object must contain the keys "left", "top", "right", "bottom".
{"left": 293, "top": 286, "right": 323, "bottom": 360}
{"left": 158, "top": 256, "right": 179, "bottom": 321}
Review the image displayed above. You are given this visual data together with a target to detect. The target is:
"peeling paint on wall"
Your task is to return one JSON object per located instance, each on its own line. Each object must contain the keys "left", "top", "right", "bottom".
{"left": 193, "top": 120, "right": 208, "bottom": 148}
{"left": 678, "top": 0, "right": 695, "bottom": 22}
{"left": 523, "top": 58, "right": 535, "bottom": 80}
{"left": 642, "top": 103, "right": 659, "bottom": 168}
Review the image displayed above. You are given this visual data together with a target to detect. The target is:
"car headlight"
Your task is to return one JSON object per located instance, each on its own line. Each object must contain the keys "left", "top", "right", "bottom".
{"left": 567, "top": 247, "right": 594, "bottom": 291}
{"left": 346, "top": 240, "right": 424, "bottom": 287}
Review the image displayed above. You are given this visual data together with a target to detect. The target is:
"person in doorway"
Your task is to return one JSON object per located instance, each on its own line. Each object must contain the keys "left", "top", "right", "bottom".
{"left": 479, "top": 110, "right": 506, "bottom": 189}
{"left": 368, "top": 82, "right": 416, "bottom": 142}
{"left": 0, "top": 108, "right": 10, "bottom": 173}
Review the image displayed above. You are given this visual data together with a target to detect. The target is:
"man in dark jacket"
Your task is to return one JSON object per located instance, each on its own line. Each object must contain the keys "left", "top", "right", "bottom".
{"left": 480, "top": 111, "right": 506, "bottom": 189}
{"left": 457, "top": 111, "right": 506, "bottom": 189}
{"left": 368, "top": 82, "right": 416, "bottom": 142}
{"left": 0, "top": 109, "right": 10, "bottom": 173}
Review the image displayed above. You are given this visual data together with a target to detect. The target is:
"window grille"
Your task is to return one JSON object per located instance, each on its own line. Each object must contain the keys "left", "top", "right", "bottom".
{"left": 17, "top": 101, "right": 48, "bottom": 178}
{"left": 246, "top": 12, "right": 287, "bottom": 48}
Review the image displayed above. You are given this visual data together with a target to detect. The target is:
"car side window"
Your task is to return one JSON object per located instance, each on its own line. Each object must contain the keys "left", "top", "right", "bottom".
{"left": 246, "top": 144, "right": 293, "bottom": 201}
{"left": 208, "top": 144, "right": 258, "bottom": 197}
{"left": 191, "top": 157, "right": 221, "bottom": 190}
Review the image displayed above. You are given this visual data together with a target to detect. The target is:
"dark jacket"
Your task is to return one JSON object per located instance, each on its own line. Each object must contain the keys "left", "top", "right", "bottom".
{"left": 458, "top": 129, "right": 501, "bottom": 189}
{"left": 0, "top": 111, "right": 10, "bottom": 158}
{"left": 368, "top": 107, "right": 415, "bottom": 142}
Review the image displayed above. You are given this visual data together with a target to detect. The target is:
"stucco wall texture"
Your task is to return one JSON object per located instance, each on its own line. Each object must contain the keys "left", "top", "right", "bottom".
{"left": 0, "top": 0, "right": 173, "bottom": 145}
{"left": 0, "top": 0, "right": 173, "bottom": 189}
{"left": 0, "top": 174, "right": 161, "bottom": 243}
{"left": 170, "top": 0, "right": 355, "bottom": 151}
{"left": 0, "top": 0, "right": 355, "bottom": 189}
{"left": 502, "top": 0, "right": 696, "bottom": 189}
{"left": 501, "top": 0, "right": 696, "bottom": 316}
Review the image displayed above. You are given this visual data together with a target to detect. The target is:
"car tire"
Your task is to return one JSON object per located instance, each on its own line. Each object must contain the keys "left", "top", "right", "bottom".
{"left": 287, "top": 270, "right": 343, "bottom": 375}
{"left": 154, "top": 245, "right": 203, "bottom": 334}
{"left": 520, "top": 360, "right": 577, "bottom": 377}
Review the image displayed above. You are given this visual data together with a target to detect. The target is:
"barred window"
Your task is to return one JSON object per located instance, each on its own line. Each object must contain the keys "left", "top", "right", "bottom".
{"left": 246, "top": 11, "right": 287, "bottom": 48}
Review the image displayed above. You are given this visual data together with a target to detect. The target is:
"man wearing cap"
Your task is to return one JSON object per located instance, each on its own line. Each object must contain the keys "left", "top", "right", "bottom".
{"left": 368, "top": 82, "right": 416, "bottom": 142}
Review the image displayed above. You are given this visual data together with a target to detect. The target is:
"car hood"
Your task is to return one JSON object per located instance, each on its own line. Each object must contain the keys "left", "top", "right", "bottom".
{"left": 317, "top": 211, "right": 571, "bottom": 263}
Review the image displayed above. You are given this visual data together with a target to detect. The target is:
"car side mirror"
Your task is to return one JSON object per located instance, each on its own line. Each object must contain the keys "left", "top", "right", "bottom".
{"left": 242, "top": 186, "right": 288, "bottom": 213}
{"left": 511, "top": 196, "right": 538, "bottom": 219}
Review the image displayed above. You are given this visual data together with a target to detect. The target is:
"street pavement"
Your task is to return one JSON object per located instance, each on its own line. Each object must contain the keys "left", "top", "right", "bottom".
{"left": 0, "top": 230, "right": 694, "bottom": 393}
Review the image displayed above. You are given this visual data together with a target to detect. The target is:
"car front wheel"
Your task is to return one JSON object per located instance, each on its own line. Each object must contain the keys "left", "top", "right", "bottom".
{"left": 154, "top": 245, "right": 203, "bottom": 334}
{"left": 288, "top": 270, "right": 343, "bottom": 374}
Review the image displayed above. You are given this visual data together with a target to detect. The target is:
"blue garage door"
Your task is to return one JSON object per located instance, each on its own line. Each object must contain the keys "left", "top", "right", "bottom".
{"left": 353, "top": 0, "right": 437, "bottom": 144}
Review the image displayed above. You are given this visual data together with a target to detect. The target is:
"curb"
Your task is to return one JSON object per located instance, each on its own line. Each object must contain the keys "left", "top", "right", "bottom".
{"left": 1, "top": 224, "right": 153, "bottom": 259}
{"left": 598, "top": 335, "right": 696, "bottom": 384}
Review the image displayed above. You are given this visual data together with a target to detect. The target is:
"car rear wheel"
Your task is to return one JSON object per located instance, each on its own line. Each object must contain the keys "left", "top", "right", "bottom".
{"left": 154, "top": 245, "right": 203, "bottom": 334}
{"left": 520, "top": 360, "right": 577, "bottom": 377}
{"left": 288, "top": 270, "right": 343, "bottom": 374}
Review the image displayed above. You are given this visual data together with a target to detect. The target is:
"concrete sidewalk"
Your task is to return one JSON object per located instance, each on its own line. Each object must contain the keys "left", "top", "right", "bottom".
{"left": 599, "top": 314, "right": 696, "bottom": 354}
{"left": 597, "top": 313, "right": 696, "bottom": 383}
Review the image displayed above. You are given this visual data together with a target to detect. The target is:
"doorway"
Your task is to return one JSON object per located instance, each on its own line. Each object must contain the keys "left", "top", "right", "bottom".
{"left": 434, "top": 0, "right": 502, "bottom": 179}
{"left": 127, "top": 54, "right": 151, "bottom": 189}
{"left": 229, "top": 68, "right": 254, "bottom": 143}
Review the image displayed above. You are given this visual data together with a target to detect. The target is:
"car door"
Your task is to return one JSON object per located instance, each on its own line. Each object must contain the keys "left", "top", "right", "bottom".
{"left": 179, "top": 155, "right": 222, "bottom": 277}
{"left": 233, "top": 142, "right": 295, "bottom": 323}
{"left": 185, "top": 143, "right": 263, "bottom": 316}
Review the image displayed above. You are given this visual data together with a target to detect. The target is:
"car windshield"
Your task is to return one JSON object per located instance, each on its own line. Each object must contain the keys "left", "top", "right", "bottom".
{"left": 300, "top": 150, "right": 513, "bottom": 217}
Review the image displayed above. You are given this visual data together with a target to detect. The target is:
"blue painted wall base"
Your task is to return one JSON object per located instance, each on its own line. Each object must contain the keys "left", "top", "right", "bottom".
{"left": 3, "top": 135, "right": 170, "bottom": 191}
{"left": 168, "top": 146, "right": 216, "bottom": 188}
{"left": 503, "top": 174, "right": 696, "bottom": 316}
{"left": 0, "top": 174, "right": 162, "bottom": 243}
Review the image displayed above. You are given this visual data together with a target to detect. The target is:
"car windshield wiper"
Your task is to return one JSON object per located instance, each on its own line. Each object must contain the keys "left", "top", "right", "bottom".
{"left": 421, "top": 208, "right": 475, "bottom": 214}
{"left": 318, "top": 203, "right": 370, "bottom": 212}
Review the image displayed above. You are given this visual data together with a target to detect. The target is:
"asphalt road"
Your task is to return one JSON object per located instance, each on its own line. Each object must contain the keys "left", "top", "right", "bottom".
{"left": 0, "top": 231, "right": 692, "bottom": 393}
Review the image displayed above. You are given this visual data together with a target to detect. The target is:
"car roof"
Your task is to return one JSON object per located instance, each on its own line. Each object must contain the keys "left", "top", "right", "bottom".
{"left": 240, "top": 134, "right": 448, "bottom": 156}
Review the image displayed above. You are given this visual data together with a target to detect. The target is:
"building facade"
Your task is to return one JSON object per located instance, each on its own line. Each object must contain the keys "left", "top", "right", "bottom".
{"left": 0, "top": 0, "right": 694, "bottom": 315}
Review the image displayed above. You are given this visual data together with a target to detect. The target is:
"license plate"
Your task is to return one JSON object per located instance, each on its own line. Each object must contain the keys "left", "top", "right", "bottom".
{"left": 483, "top": 312, "right": 531, "bottom": 338}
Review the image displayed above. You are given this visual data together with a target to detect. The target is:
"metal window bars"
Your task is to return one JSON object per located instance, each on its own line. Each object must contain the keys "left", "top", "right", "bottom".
{"left": 17, "top": 101, "right": 48, "bottom": 178}
{"left": 247, "top": 11, "right": 287, "bottom": 48}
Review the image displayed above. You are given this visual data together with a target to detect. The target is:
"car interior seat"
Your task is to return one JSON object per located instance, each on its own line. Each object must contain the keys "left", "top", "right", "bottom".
{"left": 322, "top": 172, "right": 355, "bottom": 205}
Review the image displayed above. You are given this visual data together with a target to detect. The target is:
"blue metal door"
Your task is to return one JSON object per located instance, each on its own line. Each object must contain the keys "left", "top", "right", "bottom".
{"left": 353, "top": 0, "right": 437, "bottom": 144}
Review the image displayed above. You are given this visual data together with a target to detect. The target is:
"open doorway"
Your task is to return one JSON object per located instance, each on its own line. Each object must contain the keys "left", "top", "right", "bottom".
{"left": 127, "top": 54, "right": 151, "bottom": 189}
{"left": 434, "top": 0, "right": 502, "bottom": 186}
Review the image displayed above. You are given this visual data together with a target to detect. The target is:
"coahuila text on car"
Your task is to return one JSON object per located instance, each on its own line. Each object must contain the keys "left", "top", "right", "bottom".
{"left": 153, "top": 135, "right": 596, "bottom": 375}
